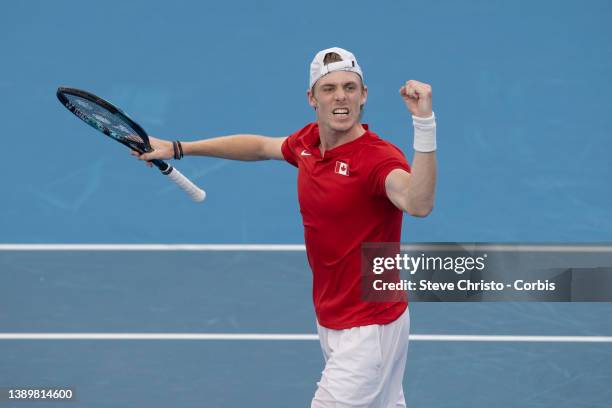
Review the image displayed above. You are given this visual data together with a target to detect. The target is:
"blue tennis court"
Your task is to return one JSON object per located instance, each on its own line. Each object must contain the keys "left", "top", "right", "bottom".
{"left": 1, "top": 248, "right": 611, "bottom": 407}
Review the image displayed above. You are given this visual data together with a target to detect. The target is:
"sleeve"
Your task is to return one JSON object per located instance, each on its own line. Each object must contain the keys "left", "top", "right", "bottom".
{"left": 281, "top": 123, "right": 314, "bottom": 168}
{"left": 367, "top": 143, "right": 411, "bottom": 197}
{"left": 281, "top": 136, "right": 298, "bottom": 167}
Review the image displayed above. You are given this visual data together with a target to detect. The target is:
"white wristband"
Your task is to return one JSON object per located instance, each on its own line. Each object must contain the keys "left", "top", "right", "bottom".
{"left": 413, "top": 112, "right": 437, "bottom": 152}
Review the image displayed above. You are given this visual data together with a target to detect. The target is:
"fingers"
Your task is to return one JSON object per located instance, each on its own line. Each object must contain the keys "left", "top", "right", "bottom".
{"left": 400, "top": 80, "right": 433, "bottom": 118}
{"left": 129, "top": 149, "right": 153, "bottom": 167}
{"left": 399, "top": 84, "right": 417, "bottom": 99}
{"left": 130, "top": 149, "right": 147, "bottom": 160}
{"left": 128, "top": 135, "right": 173, "bottom": 167}
{"left": 400, "top": 80, "right": 432, "bottom": 100}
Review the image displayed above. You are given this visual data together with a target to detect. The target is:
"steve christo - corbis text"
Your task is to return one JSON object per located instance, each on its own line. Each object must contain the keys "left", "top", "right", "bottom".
{"left": 369, "top": 253, "right": 557, "bottom": 293}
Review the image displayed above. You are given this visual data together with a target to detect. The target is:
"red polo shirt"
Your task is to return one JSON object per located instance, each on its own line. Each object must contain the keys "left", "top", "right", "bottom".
{"left": 282, "top": 123, "right": 410, "bottom": 329}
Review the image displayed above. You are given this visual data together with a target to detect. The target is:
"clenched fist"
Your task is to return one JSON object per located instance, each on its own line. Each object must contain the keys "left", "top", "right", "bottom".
{"left": 399, "top": 80, "right": 432, "bottom": 118}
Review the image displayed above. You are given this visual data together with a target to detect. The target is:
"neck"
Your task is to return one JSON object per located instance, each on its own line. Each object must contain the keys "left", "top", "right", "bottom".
{"left": 318, "top": 122, "right": 366, "bottom": 154}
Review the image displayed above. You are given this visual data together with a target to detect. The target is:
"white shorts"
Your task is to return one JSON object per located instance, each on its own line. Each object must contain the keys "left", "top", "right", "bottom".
{"left": 311, "top": 308, "right": 411, "bottom": 408}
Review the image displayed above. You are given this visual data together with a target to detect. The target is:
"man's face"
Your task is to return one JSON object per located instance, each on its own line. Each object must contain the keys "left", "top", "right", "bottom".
{"left": 308, "top": 71, "right": 367, "bottom": 134}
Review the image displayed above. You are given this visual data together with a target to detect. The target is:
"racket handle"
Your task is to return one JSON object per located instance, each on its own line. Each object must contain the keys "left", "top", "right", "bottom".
{"left": 164, "top": 166, "right": 206, "bottom": 202}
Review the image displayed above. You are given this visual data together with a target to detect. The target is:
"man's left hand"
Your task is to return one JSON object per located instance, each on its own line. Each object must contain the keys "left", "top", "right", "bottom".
{"left": 399, "top": 80, "right": 433, "bottom": 118}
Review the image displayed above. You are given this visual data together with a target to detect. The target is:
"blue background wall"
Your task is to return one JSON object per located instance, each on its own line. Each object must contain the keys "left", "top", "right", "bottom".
{"left": 2, "top": 0, "right": 611, "bottom": 243}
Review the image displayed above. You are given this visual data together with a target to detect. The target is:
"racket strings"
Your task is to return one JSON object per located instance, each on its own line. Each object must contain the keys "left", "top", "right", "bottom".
{"left": 65, "top": 94, "right": 147, "bottom": 150}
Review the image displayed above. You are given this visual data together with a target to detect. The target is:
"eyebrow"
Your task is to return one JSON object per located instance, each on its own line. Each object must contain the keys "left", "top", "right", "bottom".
{"left": 319, "top": 81, "right": 359, "bottom": 88}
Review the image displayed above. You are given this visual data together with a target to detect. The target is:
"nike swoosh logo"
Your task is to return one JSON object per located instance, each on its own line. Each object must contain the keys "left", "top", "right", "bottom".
{"left": 300, "top": 150, "right": 312, "bottom": 156}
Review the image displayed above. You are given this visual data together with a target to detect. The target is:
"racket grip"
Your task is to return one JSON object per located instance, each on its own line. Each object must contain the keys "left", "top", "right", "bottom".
{"left": 165, "top": 166, "right": 206, "bottom": 202}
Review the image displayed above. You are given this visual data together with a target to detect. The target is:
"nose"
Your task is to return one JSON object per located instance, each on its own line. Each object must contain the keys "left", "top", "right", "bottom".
{"left": 334, "top": 88, "right": 347, "bottom": 101}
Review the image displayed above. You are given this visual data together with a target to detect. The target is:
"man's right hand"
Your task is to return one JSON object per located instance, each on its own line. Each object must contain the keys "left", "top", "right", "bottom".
{"left": 130, "top": 136, "right": 174, "bottom": 166}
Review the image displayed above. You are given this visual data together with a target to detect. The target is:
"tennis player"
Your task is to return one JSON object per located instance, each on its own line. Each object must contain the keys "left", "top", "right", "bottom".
{"left": 135, "top": 47, "right": 436, "bottom": 407}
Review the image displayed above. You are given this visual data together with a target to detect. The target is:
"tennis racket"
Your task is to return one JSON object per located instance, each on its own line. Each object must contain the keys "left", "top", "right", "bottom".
{"left": 56, "top": 87, "right": 206, "bottom": 202}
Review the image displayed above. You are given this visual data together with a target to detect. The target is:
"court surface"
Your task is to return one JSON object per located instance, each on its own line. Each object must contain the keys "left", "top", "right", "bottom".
{"left": 1, "top": 247, "right": 611, "bottom": 407}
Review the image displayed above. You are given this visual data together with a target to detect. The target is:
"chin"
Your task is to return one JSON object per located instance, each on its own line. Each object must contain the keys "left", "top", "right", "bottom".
{"left": 328, "top": 117, "right": 358, "bottom": 132}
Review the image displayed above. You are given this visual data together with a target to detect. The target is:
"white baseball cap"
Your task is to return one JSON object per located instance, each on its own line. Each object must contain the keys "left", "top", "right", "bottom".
{"left": 309, "top": 47, "right": 364, "bottom": 90}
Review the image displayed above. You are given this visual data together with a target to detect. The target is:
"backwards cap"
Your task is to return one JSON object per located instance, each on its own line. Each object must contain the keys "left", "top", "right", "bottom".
{"left": 309, "top": 47, "right": 364, "bottom": 89}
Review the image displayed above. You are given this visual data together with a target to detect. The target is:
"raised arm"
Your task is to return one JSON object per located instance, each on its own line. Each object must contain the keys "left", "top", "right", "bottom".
{"left": 385, "top": 80, "right": 437, "bottom": 217}
{"left": 385, "top": 154, "right": 436, "bottom": 217}
{"left": 135, "top": 134, "right": 286, "bottom": 162}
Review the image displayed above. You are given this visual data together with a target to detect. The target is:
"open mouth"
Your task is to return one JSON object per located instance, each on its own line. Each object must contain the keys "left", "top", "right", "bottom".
{"left": 332, "top": 108, "right": 349, "bottom": 117}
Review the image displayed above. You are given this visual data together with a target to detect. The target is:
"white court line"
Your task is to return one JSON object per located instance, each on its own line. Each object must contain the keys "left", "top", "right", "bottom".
{"left": 1, "top": 244, "right": 612, "bottom": 252}
{"left": 400, "top": 244, "right": 612, "bottom": 253}
{"left": 0, "top": 333, "right": 611, "bottom": 342}
{"left": 2, "top": 245, "right": 610, "bottom": 344}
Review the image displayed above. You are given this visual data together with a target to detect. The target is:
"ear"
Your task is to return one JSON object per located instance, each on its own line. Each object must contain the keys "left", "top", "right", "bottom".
{"left": 307, "top": 89, "right": 317, "bottom": 110}
{"left": 360, "top": 84, "right": 368, "bottom": 107}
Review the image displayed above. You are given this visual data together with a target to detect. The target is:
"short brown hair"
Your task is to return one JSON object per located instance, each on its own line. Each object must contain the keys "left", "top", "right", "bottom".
{"left": 323, "top": 52, "right": 343, "bottom": 65}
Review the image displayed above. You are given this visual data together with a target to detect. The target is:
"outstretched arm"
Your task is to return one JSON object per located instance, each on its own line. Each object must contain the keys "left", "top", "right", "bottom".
{"left": 385, "top": 80, "right": 437, "bottom": 217}
{"left": 134, "top": 134, "right": 286, "bottom": 162}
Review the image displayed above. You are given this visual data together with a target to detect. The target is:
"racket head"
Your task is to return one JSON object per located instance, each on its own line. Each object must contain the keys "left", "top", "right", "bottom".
{"left": 56, "top": 87, "right": 152, "bottom": 153}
